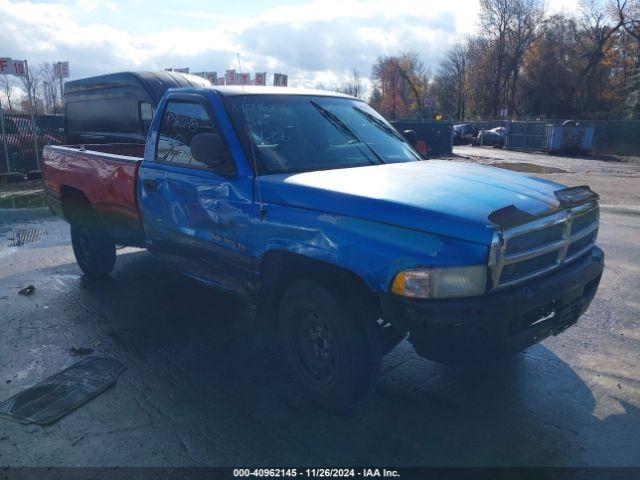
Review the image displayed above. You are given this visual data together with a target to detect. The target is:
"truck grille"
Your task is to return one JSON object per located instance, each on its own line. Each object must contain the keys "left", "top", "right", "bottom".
{"left": 489, "top": 202, "right": 599, "bottom": 289}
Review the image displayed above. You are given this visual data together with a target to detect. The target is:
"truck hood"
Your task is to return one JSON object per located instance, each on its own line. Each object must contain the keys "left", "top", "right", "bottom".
{"left": 259, "top": 160, "right": 565, "bottom": 244}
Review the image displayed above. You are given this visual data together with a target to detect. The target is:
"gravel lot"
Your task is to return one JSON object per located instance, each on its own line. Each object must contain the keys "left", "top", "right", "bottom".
{"left": 453, "top": 145, "right": 640, "bottom": 208}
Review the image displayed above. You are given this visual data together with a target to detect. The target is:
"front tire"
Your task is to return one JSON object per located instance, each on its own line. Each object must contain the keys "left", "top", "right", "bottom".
{"left": 278, "top": 278, "right": 381, "bottom": 410}
{"left": 71, "top": 223, "right": 116, "bottom": 277}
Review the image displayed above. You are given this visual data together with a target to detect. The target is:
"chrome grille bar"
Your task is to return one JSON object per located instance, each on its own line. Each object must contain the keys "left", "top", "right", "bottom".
{"left": 503, "top": 238, "right": 566, "bottom": 264}
{"left": 489, "top": 202, "right": 598, "bottom": 290}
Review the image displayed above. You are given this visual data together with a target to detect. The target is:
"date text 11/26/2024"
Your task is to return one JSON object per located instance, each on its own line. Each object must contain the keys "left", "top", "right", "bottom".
{"left": 233, "top": 469, "right": 400, "bottom": 478}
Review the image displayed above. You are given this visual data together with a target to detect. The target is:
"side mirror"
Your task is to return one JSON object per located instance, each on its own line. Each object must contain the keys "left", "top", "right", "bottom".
{"left": 190, "top": 133, "right": 234, "bottom": 174}
{"left": 402, "top": 129, "right": 418, "bottom": 147}
{"left": 191, "top": 133, "right": 224, "bottom": 166}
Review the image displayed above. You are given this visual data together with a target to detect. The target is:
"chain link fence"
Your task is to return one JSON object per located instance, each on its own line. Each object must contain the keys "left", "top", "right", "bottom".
{"left": 467, "top": 119, "right": 640, "bottom": 156}
{"left": 0, "top": 114, "right": 64, "bottom": 176}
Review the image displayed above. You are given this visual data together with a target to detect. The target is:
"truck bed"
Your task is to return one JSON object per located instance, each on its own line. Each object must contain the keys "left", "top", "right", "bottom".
{"left": 42, "top": 143, "right": 146, "bottom": 246}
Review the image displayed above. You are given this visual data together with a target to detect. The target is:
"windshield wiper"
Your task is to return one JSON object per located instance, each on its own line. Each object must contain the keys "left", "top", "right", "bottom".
{"left": 310, "top": 100, "right": 360, "bottom": 143}
{"left": 309, "top": 100, "right": 385, "bottom": 165}
{"left": 352, "top": 106, "right": 406, "bottom": 142}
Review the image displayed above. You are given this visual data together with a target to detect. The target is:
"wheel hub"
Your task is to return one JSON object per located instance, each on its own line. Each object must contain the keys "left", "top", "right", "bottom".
{"left": 294, "top": 308, "right": 336, "bottom": 385}
{"left": 309, "top": 325, "right": 330, "bottom": 359}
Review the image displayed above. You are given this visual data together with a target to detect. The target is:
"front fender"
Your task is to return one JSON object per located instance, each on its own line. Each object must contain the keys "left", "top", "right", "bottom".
{"left": 254, "top": 204, "right": 489, "bottom": 294}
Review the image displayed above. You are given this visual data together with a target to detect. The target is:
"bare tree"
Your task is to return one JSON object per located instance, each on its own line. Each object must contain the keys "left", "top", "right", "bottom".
{"left": 337, "top": 69, "right": 365, "bottom": 98}
{"left": 613, "top": 0, "right": 640, "bottom": 63}
{"left": 465, "top": 34, "right": 498, "bottom": 118}
{"left": 577, "top": 0, "right": 625, "bottom": 106}
{"left": 0, "top": 74, "right": 14, "bottom": 111}
{"left": 38, "top": 62, "right": 61, "bottom": 114}
{"left": 19, "top": 64, "right": 42, "bottom": 114}
{"left": 435, "top": 40, "right": 468, "bottom": 119}
{"left": 479, "top": 0, "right": 518, "bottom": 117}
{"left": 612, "top": 0, "right": 640, "bottom": 116}
{"left": 505, "top": 0, "right": 544, "bottom": 116}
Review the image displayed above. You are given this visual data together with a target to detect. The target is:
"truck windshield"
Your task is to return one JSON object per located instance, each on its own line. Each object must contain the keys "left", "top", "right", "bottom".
{"left": 225, "top": 94, "right": 421, "bottom": 175}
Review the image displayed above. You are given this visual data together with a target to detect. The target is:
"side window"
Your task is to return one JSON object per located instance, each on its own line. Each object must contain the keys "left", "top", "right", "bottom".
{"left": 155, "top": 101, "right": 217, "bottom": 168}
{"left": 140, "top": 102, "right": 154, "bottom": 134}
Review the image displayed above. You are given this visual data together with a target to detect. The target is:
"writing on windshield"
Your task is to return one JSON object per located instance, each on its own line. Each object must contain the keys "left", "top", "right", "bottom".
{"left": 225, "top": 95, "right": 420, "bottom": 175}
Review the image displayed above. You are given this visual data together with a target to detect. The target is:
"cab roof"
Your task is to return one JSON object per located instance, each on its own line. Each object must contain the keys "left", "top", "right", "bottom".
{"left": 65, "top": 71, "right": 211, "bottom": 103}
{"left": 204, "top": 85, "right": 356, "bottom": 99}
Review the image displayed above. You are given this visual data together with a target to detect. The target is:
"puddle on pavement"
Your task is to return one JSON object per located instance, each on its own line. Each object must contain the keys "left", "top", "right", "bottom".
{"left": 491, "top": 162, "right": 567, "bottom": 174}
{"left": 0, "top": 191, "right": 46, "bottom": 210}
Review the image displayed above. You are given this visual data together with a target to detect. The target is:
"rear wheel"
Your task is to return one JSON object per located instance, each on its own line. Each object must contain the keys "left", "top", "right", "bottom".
{"left": 279, "top": 278, "right": 381, "bottom": 410}
{"left": 70, "top": 214, "right": 116, "bottom": 278}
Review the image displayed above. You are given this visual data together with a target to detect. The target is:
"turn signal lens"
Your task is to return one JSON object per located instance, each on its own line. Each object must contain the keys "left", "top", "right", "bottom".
{"left": 391, "top": 266, "right": 487, "bottom": 299}
{"left": 391, "top": 269, "right": 431, "bottom": 298}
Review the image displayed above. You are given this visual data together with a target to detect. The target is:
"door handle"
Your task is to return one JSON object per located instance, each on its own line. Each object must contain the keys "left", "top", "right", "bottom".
{"left": 143, "top": 179, "right": 158, "bottom": 193}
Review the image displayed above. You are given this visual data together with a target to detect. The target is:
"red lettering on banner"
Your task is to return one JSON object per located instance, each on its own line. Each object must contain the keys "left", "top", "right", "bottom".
{"left": 13, "top": 61, "right": 24, "bottom": 75}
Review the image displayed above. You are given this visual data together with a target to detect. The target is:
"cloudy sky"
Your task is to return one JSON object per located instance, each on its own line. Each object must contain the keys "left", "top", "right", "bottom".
{"left": 1, "top": 0, "right": 581, "bottom": 88}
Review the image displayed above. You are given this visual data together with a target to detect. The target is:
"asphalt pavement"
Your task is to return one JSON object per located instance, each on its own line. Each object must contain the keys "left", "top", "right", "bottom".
{"left": 1, "top": 150, "right": 639, "bottom": 467}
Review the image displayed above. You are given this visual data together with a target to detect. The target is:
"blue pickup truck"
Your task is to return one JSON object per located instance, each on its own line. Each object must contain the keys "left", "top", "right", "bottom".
{"left": 42, "top": 86, "right": 604, "bottom": 409}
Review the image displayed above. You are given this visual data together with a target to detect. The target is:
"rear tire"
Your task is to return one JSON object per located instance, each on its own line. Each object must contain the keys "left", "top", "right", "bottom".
{"left": 278, "top": 278, "right": 381, "bottom": 411}
{"left": 71, "top": 222, "right": 116, "bottom": 278}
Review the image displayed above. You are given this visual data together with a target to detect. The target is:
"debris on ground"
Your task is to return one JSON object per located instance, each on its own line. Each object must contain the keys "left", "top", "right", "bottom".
{"left": 18, "top": 285, "right": 35, "bottom": 296}
{"left": 69, "top": 347, "right": 94, "bottom": 356}
{"left": 0, "top": 357, "right": 126, "bottom": 425}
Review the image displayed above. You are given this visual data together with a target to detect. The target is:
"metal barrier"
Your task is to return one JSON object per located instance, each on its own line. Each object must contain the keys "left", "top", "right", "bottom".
{"left": 505, "top": 121, "right": 548, "bottom": 150}
{"left": 391, "top": 120, "right": 453, "bottom": 156}
{"left": 0, "top": 113, "right": 64, "bottom": 176}
{"left": 589, "top": 120, "right": 640, "bottom": 156}
{"left": 469, "top": 119, "right": 640, "bottom": 156}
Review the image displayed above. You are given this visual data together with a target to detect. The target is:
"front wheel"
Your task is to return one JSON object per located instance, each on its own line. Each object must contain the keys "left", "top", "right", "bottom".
{"left": 278, "top": 278, "right": 381, "bottom": 410}
{"left": 71, "top": 223, "right": 116, "bottom": 277}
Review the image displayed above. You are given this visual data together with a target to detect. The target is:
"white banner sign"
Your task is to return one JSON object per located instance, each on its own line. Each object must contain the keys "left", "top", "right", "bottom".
{"left": 254, "top": 72, "right": 266, "bottom": 86}
{"left": 238, "top": 72, "right": 250, "bottom": 85}
{"left": 203, "top": 71, "right": 217, "bottom": 83}
{"left": 0, "top": 58, "right": 27, "bottom": 77}
{"left": 163, "top": 68, "right": 278, "bottom": 86}
{"left": 225, "top": 69, "right": 237, "bottom": 84}
{"left": 273, "top": 73, "right": 288, "bottom": 87}
{"left": 53, "top": 61, "right": 70, "bottom": 78}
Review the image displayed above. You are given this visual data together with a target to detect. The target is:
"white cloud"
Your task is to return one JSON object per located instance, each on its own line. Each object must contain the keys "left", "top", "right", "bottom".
{"left": 0, "top": 0, "right": 579, "bottom": 88}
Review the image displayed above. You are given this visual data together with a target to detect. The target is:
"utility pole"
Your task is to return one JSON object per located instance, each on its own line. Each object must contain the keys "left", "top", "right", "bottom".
{"left": 24, "top": 60, "right": 40, "bottom": 167}
{"left": 0, "top": 100, "right": 10, "bottom": 174}
{"left": 57, "top": 61, "right": 64, "bottom": 113}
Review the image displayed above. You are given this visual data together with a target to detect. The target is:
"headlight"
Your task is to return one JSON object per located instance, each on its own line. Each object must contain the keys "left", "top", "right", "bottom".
{"left": 391, "top": 265, "right": 487, "bottom": 299}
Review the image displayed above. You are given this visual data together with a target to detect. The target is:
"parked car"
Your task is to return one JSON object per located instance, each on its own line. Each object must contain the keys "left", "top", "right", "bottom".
{"left": 452, "top": 123, "right": 479, "bottom": 144}
{"left": 63, "top": 71, "right": 210, "bottom": 145}
{"left": 42, "top": 86, "right": 604, "bottom": 410}
{"left": 2, "top": 116, "right": 58, "bottom": 165}
{"left": 478, "top": 126, "right": 507, "bottom": 147}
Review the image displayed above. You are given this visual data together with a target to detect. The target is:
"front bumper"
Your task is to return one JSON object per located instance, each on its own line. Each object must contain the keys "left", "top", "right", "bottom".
{"left": 381, "top": 247, "right": 604, "bottom": 364}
